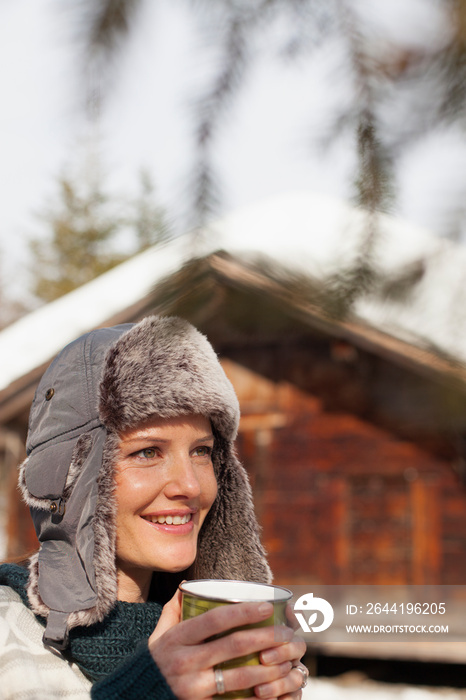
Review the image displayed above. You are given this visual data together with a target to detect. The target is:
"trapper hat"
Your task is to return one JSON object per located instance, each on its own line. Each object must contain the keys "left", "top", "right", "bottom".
{"left": 19, "top": 315, "right": 271, "bottom": 650}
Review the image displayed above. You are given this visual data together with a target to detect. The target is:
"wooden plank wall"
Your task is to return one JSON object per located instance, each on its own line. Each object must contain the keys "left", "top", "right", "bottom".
{"left": 222, "top": 357, "right": 465, "bottom": 586}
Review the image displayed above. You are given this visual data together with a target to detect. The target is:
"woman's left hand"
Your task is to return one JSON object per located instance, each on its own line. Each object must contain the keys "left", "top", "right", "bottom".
{"left": 254, "top": 604, "right": 308, "bottom": 699}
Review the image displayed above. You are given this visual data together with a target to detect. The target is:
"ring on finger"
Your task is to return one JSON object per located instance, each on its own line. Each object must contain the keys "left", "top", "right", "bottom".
{"left": 293, "top": 663, "right": 309, "bottom": 689}
{"left": 214, "top": 668, "right": 226, "bottom": 695}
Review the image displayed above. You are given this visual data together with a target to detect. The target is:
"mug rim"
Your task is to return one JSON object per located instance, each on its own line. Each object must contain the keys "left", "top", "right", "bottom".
{"left": 179, "top": 578, "right": 293, "bottom": 604}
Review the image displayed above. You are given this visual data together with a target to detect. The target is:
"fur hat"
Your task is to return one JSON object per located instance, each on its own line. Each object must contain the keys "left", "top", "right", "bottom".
{"left": 19, "top": 315, "right": 271, "bottom": 650}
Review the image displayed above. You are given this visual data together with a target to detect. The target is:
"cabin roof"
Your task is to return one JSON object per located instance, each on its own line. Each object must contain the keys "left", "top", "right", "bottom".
{"left": 1, "top": 191, "right": 465, "bottom": 421}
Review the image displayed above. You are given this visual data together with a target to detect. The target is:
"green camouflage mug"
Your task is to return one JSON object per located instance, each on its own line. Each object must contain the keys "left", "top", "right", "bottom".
{"left": 180, "top": 579, "right": 292, "bottom": 699}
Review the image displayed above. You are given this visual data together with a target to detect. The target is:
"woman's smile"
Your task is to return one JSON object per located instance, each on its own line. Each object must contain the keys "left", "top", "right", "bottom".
{"left": 141, "top": 509, "right": 196, "bottom": 532}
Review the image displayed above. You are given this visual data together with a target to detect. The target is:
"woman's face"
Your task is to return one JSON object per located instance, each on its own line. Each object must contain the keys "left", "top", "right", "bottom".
{"left": 114, "top": 413, "right": 217, "bottom": 600}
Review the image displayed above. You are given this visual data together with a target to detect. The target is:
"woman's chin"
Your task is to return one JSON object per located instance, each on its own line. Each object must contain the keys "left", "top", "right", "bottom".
{"left": 149, "top": 550, "right": 197, "bottom": 574}
{"left": 157, "top": 558, "right": 196, "bottom": 574}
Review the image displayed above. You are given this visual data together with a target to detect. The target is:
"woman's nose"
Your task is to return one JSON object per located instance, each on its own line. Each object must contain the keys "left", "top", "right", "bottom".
{"left": 164, "top": 455, "right": 202, "bottom": 499}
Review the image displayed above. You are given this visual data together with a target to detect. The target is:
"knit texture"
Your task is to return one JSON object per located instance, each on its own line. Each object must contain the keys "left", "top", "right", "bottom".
{"left": 0, "top": 564, "right": 176, "bottom": 699}
{"left": 68, "top": 600, "right": 162, "bottom": 681}
{"left": 91, "top": 642, "right": 176, "bottom": 700}
{"left": 0, "top": 563, "right": 29, "bottom": 606}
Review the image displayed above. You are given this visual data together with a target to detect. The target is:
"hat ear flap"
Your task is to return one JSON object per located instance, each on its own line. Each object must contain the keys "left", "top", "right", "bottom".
{"left": 194, "top": 434, "right": 272, "bottom": 583}
{"left": 20, "top": 427, "right": 117, "bottom": 648}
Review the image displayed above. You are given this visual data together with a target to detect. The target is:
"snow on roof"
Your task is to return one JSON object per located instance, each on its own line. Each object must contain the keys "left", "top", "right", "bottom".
{"left": 206, "top": 191, "right": 466, "bottom": 362}
{"left": 1, "top": 191, "right": 465, "bottom": 394}
{"left": 0, "top": 236, "right": 188, "bottom": 391}
{"left": 203, "top": 191, "right": 442, "bottom": 278}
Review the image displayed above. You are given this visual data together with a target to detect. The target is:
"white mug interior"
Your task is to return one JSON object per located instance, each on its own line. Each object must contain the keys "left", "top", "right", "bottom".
{"left": 180, "top": 579, "right": 292, "bottom": 603}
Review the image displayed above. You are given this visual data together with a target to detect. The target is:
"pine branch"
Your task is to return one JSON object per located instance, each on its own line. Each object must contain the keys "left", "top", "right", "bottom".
{"left": 78, "top": 0, "right": 143, "bottom": 114}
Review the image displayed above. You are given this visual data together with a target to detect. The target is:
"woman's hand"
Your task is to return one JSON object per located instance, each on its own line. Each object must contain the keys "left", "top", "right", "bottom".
{"left": 149, "top": 591, "right": 307, "bottom": 700}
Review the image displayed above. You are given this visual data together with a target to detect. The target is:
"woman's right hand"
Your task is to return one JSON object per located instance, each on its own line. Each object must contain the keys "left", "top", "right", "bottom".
{"left": 148, "top": 590, "right": 297, "bottom": 700}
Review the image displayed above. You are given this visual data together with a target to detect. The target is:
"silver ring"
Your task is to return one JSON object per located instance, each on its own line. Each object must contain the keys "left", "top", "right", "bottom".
{"left": 214, "top": 668, "right": 226, "bottom": 695}
{"left": 293, "top": 664, "right": 309, "bottom": 689}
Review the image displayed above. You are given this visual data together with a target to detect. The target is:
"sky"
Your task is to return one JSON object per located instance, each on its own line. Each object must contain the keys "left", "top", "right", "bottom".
{"left": 0, "top": 0, "right": 465, "bottom": 303}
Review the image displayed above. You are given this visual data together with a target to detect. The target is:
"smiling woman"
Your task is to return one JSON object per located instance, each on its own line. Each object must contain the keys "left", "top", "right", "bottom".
{"left": 0, "top": 315, "right": 307, "bottom": 700}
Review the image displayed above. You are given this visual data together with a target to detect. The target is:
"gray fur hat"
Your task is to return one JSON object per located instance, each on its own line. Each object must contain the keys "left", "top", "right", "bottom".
{"left": 19, "top": 315, "right": 271, "bottom": 650}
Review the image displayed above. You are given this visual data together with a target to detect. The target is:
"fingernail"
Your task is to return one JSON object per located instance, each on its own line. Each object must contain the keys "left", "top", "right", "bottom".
{"left": 276, "top": 626, "right": 293, "bottom": 642}
{"left": 258, "top": 602, "right": 274, "bottom": 617}
{"left": 255, "top": 684, "right": 273, "bottom": 698}
{"left": 261, "top": 649, "right": 279, "bottom": 665}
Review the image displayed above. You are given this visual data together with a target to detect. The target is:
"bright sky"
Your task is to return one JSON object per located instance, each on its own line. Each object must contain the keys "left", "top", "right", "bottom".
{"left": 0, "top": 0, "right": 465, "bottom": 301}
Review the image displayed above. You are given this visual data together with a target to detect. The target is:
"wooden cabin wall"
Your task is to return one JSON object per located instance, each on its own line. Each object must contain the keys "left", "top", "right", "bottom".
{"left": 220, "top": 356, "right": 466, "bottom": 587}
{"left": 0, "top": 426, "right": 31, "bottom": 560}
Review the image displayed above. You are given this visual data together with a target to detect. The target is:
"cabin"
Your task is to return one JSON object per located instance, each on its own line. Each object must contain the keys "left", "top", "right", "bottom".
{"left": 1, "top": 194, "right": 466, "bottom": 667}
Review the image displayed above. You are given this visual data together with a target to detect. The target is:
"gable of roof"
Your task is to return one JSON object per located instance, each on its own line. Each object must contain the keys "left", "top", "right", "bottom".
{"left": 1, "top": 191, "right": 465, "bottom": 424}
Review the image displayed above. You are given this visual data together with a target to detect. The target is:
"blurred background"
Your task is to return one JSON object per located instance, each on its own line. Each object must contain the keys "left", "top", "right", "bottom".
{"left": 1, "top": 0, "right": 466, "bottom": 697}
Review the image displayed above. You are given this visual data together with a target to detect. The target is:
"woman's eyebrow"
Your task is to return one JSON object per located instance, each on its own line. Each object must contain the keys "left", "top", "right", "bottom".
{"left": 195, "top": 434, "right": 215, "bottom": 442}
{"left": 121, "top": 435, "right": 171, "bottom": 444}
{"left": 121, "top": 432, "right": 215, "bottom": 444}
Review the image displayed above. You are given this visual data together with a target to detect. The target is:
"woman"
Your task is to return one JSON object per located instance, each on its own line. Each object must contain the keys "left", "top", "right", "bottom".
{"left": 0, "top": 315, "right": 307, "bottom": 699}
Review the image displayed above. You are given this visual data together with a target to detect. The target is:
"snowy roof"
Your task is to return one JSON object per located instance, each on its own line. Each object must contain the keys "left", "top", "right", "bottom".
{"left": 208, "top": 192, "right": 466, "bottom": 363}
{"left": 1, "top": 190, "right": 465, "bottom": 396}
{"left": 0, "top": 236, "right": 189, "bottom": 392}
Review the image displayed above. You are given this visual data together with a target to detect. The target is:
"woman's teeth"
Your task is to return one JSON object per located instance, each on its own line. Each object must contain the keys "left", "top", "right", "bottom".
{"left": 145, "top": 514, "right": 192, "bottom": 525}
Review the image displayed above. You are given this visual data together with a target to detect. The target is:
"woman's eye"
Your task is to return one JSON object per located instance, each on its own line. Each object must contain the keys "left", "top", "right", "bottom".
{"left": 137, "top": 447, "right": 157, "bottom": 459}
{"left": 193, "top": 446, "right": 212, "bottom": 457}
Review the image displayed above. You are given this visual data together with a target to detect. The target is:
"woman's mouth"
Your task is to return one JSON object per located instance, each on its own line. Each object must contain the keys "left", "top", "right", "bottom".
{"left": 143, "top": 513, "right": 192, "bottom": 525}
{"left": 141, "top": 511, "right": 195, "bottom": 534}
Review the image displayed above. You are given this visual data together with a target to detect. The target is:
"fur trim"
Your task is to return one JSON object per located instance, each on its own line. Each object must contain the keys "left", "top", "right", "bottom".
{"left": 81, "top": 430, "right": 119, "bottom": 625}
{"left": 18, "top": 458, "right": 50, "bottom": 512}
{"left": 62, "top": 434, "right": 94, "bottom": 501}
{"left": 99, "top": 316, "right": 239, "bottom": 441}
{"left": 26, "top": 553, "right": 49, "bottom": 618}
{"left": 195, "top": 432, "right": 272, "bottom": 583}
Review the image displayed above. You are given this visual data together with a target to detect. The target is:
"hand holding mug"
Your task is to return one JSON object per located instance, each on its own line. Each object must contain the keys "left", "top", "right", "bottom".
{"left": 149, "top": 581, "right": 307, "bottom": 700}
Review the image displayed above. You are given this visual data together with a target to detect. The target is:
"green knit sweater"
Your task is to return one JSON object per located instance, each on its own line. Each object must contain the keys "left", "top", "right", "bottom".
{"left": 0, "top": 564, "right": 177, "bottom": 700}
